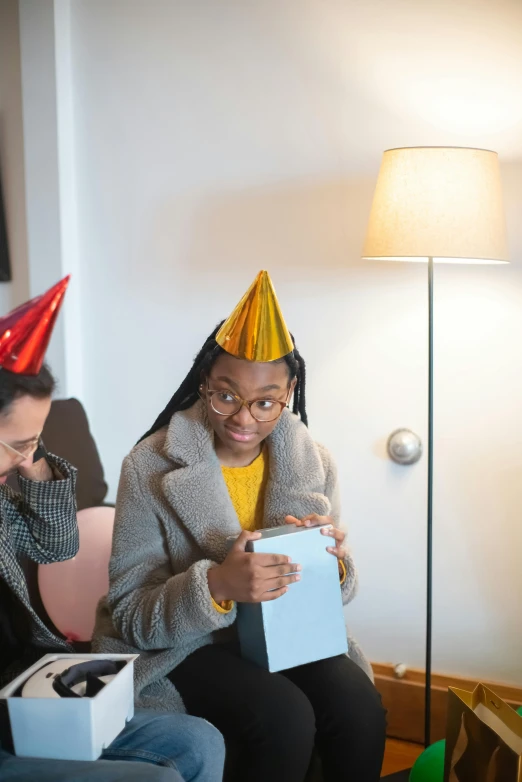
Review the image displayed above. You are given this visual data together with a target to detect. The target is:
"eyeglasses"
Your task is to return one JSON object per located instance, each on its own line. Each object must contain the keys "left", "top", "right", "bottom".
{"left": 202, "top": 384, "right": 290, "bottom": 423}
{"left": 0, "top": 436, "right": 40, "bottom": 463}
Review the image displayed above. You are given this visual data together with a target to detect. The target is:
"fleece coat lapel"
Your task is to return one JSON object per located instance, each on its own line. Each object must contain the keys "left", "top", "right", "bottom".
{"left": 161, "top": 402, "right": 240, "bottom": 563}
{"left": 264, "top": 408, "right": 332, "bottom": 526}
{"left": 161, "top": 402, "right": 332, "bottom": 562}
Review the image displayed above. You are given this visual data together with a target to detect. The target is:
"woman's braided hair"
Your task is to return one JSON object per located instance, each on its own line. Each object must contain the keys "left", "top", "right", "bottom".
{"left": 139, "top": 323, "right": 307, "bottom": 442}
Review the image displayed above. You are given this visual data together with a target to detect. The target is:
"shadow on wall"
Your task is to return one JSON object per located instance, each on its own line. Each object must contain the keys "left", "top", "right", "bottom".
{"left": 142, "top": 162, "right": 522, "bottom": 309}
{"left": 142, "top": 176, "right": 380, "bottom": 299}
{"left": 0, "top": 113, "right": 29, "bottom": 311}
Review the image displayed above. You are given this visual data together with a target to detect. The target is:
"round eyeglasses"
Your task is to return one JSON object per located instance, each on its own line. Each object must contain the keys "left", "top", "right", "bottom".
{"left": 202, "top": 385, "right": 290, "bottom": 423}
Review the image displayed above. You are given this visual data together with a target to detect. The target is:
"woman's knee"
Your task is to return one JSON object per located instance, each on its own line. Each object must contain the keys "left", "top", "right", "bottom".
{"left": 359, "top": 680, "right": 387, "bottom": 733}
{"left": 247, "top": 674, "right": 316, "bottom": 753}
{"left": 340, "top": 665, "right": 387, "bottom": 742}
{"left": 273, "top": 679, "right": 316, "bottom": 744}
{"left": 338, "top": 660, "right": 386, "bottom": 730}
{"left": 290, "top": 656, "right": 386, "bottom": 738}
{"left": 234, "top": 676, "right": 316, "bottom": 780}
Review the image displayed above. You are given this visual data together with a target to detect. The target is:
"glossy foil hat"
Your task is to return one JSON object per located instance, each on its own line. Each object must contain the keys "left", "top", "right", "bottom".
{"left": 0, "top": 276, "right": 70, "bottom": 375}
{"left": 216, "top": 270, "right": 293, "bottom": 362}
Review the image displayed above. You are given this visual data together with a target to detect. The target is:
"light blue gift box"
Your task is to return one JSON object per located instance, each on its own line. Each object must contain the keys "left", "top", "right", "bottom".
{"left": 236, "top": 524, "right": 348, "bottom": 672}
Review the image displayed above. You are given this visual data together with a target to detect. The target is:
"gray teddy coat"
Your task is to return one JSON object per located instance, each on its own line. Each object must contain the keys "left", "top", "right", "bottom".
{"left": 93, "top": 402, "right": 371, "bottom": 712}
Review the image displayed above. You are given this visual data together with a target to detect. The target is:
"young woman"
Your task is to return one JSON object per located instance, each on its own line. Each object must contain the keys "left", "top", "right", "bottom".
{"left": 95, "top": 273, "right": 386, "bottom": 781}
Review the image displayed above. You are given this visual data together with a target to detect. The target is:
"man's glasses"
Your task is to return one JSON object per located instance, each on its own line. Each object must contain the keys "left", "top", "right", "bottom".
{"left": 0, "top": 437, "right": 40, "bottom": 463}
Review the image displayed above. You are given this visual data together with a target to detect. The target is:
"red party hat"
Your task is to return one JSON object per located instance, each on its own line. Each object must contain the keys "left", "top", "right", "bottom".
{"left": 0, "top": 276, "right": 70, "bottom": 375}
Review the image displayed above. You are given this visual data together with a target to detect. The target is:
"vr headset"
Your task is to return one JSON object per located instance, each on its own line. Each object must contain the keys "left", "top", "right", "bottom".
{"left": 21, "top": 658, "right": 127, "bottom": 699}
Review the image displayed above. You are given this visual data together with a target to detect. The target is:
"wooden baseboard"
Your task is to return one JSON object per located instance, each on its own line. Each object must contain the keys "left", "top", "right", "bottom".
{"left": 372, "top": 663, "right": 522, "bottom": 744}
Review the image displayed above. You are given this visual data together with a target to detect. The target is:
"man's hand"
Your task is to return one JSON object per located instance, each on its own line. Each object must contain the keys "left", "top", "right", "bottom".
{"left": 207, "top": 529, "right": 301, "bottom": 604}
{"left": 18, "top": 457, "right": 54, "bottom": 482}
{"left": 285, "top": 514, "right": 347, "bottom": 562}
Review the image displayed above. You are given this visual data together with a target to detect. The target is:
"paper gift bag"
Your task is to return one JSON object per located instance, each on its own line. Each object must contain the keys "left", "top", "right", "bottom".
{"left": 444, "top": 684, "right": 522, "bottom": 782}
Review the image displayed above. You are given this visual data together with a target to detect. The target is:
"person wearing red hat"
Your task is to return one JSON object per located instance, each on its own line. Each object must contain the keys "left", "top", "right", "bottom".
{"left": 0, "top": 280, "right": 225, "bottom": 782}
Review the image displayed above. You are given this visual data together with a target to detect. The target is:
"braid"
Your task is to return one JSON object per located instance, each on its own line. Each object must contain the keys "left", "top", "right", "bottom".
{"left": 138, "top": 324, "right": 224, "bottom": 442}
{"left": 294, "top": 346, "right": 308, "bottom": 427}
{"left": 283, "top": 339, "right": 308, "bottom": 428}
{"left": 139, "top": 327, "right": 309, "bottom": 442}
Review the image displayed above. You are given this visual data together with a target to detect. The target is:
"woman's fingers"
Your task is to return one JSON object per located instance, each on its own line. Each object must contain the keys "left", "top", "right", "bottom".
{"left": 327, "top": 545, "right": 347, "bottom": 560}
{"left": 321, "top": 526, "right": 345, "bottom": 543}
{"left": 261, "top": 586, "right": 289, "bottom": 602}
{"left": 259, "top": 572, "right": 301, "bottom": 601}
{"left": 286, "top": 513, "right": 332, "bottom": 528}
{"left": 266, "top": 516, "right": 346, "bottom": 573}
{"left": 259, "top": 562, "right": 301, "bottom": 579}
{"left": 265, "top": 573, "right": 301, "bottom": 590}
{"left": 252, "top": 554, "right": 301, "bottom": 575}
{"left": 254, "top": 553, "right": 293, "bottom": 567}
{"left": 300, "top": 514, "right": 324, "bottom": 527}
{"left": 232, "top": 529, "right": 262, "bottom": 552}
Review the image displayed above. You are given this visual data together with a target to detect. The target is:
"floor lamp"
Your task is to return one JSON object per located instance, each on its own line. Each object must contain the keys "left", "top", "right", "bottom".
{"left": 361, "top": 147, "right": 509, "bottom": 748}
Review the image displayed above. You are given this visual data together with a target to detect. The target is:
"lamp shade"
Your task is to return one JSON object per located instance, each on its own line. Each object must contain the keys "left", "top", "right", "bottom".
{"left": 362, "top": 147, "right": 509, "bottom": 264}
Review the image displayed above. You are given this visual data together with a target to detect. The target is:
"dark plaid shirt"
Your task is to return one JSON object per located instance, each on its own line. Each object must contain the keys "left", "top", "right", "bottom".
{"left": 0, "top": 454, "right": 78, "bottom": 689}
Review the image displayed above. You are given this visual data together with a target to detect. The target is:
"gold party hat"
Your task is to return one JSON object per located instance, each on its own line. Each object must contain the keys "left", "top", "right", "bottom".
{"left": 216, "top": 270, "right": 293, "bottom": 362}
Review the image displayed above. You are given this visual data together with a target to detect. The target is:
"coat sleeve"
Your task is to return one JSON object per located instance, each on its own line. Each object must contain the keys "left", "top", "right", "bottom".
{"left": 106, "top": 452, "right": 237, "bottom": 651}
{"left": 8, "top": 454, "right": 79, "bottom": 564}
{"left": 318, "top": 444, "right": 359, "bottom": 606}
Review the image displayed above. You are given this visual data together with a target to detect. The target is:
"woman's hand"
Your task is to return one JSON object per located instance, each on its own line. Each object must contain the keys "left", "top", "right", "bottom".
{"left": 207, "top": 530, "right": 301, "bottom": 604}
{"left": 285, "top": 514, "right": 347, "bottom": 562}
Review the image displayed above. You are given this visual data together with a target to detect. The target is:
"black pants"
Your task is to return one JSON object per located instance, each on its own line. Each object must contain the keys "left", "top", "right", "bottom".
{"left": 169, "top": 643, "right": 386, "bottom": 782}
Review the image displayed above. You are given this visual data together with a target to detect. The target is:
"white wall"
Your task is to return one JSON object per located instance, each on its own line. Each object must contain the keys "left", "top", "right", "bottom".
{"left": 0, "top": 0, "right": 30, "bottom": 312}
{"left": 17, "top": 0, "right": 83, "bottom": 398}
{"left": 13, "top": 0, "right": 522, "bottom": 683}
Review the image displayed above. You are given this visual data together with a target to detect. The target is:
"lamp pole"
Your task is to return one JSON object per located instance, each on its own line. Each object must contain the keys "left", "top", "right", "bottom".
{"left": 425, "top": 256, "right": 434, "bottom": 748}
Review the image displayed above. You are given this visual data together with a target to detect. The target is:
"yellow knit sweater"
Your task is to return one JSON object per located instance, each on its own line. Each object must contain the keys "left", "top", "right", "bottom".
{"left": 221, "top": 446, "right": 269, "bottom": 532}
{"left": 211, "top": 448, "right": 268, "bottom": 614}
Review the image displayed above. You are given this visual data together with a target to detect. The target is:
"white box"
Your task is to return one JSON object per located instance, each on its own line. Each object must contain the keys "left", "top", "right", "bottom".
{"left": 0, "top": 653, "right": 138, "bottom": 761}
